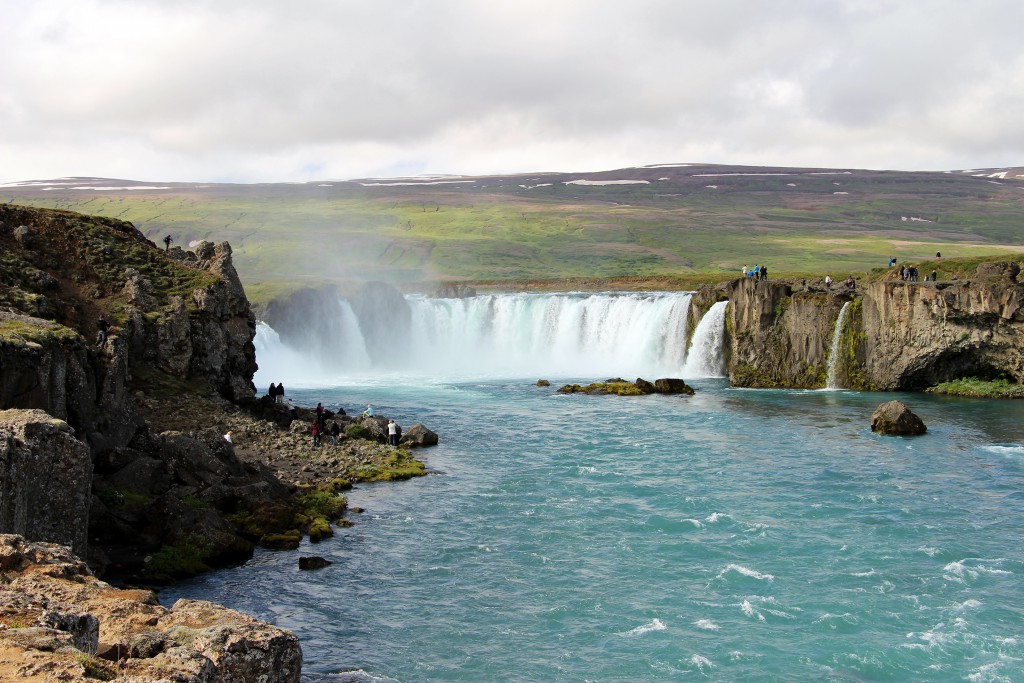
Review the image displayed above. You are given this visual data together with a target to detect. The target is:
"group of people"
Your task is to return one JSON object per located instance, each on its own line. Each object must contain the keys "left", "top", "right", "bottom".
{"left": 889, "top": 254, "right": 942, "bottom": 282}
{"left": 309, "top": 402, "right": 341, "bottom": 447}
{"left": 824, "top": 275, "right": 858, "bottom": 290}
{"left": 742, "top": 264, "right": 769, "bottom": 281}
{"left": 267, "top": 383, "right": 286, "bottom": 403}
{"left": 307, "top": 400, "right": 401, "bottom": 448}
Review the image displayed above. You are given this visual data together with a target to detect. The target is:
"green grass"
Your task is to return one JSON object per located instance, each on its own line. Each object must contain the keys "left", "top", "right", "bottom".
{"left": 3, "top": 166, "right": 1023, "bottom": 304}
{"left": 929, "top": 377, "right": 1024, "bottom": 398}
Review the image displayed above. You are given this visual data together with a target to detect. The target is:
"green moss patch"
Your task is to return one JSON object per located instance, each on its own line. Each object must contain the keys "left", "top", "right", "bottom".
{"left": 929, "top": 377, "right": 1024, "bottom": 399}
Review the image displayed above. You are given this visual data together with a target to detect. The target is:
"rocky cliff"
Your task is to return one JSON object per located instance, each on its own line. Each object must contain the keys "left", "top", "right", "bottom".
{"left": 722, "top": 261, "right": 1024, "bottom": 390}
{"left": 0, "top": 205, "right": 291, "bottom": 579}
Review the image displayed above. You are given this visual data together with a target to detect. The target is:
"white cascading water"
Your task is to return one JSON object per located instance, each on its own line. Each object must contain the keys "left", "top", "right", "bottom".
{"left": 254, "top": 291, "right": 732, "bottom": 384}
{"left": 254, "top": 300, "right": 372, "bottom": 387}
{"left": 406, "top": 292, "right": 692, "bottom": 378}
{"left": 825, "top": 301, "right": 852, "bottom": 390}
{"left": 681, "top": 301, "right": 729, "bottom": 378}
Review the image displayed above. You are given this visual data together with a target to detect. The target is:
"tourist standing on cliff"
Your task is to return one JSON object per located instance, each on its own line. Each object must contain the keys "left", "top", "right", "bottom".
{"left": 277, "top": 383, "right": 285, "bottom": 403}
{"left": 330, "top": 422, "right": 341, "bottom": 446}
{"left": 96, "top": 317, "right": 109, "bottom": 347}
{"left": 311, "top": 421, "right": 321, "bottom": 448}
{"left": 268, "top": 383, "right": 277, "bottom": 400}
{"left": 387, "top": 419, "right": 399, "bottom": 446}
{"left": 760, "top": 265, "right": 768, "bottom": 281}
{"left": 163, "top": 234, "right": 172, "bottom": 251}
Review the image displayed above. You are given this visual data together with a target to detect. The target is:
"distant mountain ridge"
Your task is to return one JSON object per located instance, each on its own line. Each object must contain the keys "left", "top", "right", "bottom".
{"left": 2, "top": 163, "right": 1023, "bottom": 297}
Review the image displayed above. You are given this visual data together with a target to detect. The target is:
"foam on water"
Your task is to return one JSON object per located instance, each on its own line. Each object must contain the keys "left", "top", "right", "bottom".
{"left": 625, "top": 618, "right": 666, "bottom": 636}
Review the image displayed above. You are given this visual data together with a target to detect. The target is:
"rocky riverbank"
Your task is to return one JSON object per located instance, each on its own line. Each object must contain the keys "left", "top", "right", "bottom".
{"left": 0, "top": 534, "right": 302, "bottom": 682}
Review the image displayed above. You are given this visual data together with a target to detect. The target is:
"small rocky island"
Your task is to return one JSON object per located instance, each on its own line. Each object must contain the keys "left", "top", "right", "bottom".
{"left": 557, "top": 377, "right": 695, "bottom": 396}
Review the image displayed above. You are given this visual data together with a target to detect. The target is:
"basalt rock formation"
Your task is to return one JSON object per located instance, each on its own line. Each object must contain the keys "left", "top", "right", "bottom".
{"left": 0, "top": 205, "right": 288, "bottom": 580}
{"left": 722, "top": 262, "right": 1024, "bottom": 390}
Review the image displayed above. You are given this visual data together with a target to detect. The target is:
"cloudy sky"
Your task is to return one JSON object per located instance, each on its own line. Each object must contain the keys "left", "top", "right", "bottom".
{"left": 2, "top": 0, "right": 1022, "bottom": 183}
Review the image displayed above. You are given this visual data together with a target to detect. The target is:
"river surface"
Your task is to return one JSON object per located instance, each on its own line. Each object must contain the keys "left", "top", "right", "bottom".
{"left": 161, "top": 379, "right": 1024, "bottom": 682}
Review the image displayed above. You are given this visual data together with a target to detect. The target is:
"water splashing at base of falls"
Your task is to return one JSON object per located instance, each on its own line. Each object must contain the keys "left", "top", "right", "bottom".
{"left": 255, "top": 291, "right": 731, "bottom": 384}
{"left": 825, "top": 301, "right": 852, "bottom": 390}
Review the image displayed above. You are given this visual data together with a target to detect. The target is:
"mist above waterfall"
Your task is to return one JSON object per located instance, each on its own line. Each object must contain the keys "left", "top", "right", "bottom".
{"left": 256, "top": 291, "right": 731, "bottom": 385}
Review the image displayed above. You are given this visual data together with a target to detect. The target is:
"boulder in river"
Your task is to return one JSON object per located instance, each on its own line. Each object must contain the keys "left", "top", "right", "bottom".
{"left": 870, "top": 400, "right": 927, "bottom": 436}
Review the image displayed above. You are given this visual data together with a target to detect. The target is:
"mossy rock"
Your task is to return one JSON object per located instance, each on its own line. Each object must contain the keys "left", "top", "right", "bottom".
{"left": 308, "top": 517, "right": 333, "bottom": 543}
{"left": 536, "top": 379, "right": 550, "bottom": 386}
{"left": 556, "top": 380, "right": 655, "bottom": 396}
{"left": 143, "top": 536, "right": 213, "bottom": 582}
{"left": 345, "top": 424, "right": 371, "bottom": 440}
{"left": 259, "top": 530, "right": 302, "bottom": 550}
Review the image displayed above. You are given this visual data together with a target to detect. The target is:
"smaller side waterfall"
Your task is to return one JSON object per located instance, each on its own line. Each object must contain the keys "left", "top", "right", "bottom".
{"left": 682, "top": 301, "right": 729, "bottom": 378}
{"left": 825, "top": 301, "right": 852, "bottom": 390}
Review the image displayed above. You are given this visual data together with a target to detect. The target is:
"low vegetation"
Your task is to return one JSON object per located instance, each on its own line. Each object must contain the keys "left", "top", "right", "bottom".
{"left": 929, "top": 377, "right": 1024, "bottom": 399}
{"left": 3, "top": 165, "right": 1022, "bottom": 305}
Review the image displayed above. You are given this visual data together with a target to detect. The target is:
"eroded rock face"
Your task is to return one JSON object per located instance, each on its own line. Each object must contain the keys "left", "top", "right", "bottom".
{"left": 0, "top": 534, "right": 302, "bottom": 682}
{"left": 0, "top": 410, "right": 92, "bottom": 557}
{"left": 725, "top": 272, "right": 1024, "bottom": 390}
{"left": 870, "top": 400, "right": 927, "bottom": 436}
{"left": 858, "top": 279, "right": 1024, "bottom": 390}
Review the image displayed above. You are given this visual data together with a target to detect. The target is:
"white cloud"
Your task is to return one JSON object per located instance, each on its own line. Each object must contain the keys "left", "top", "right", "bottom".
{"left": 2, "top": 0, "right": 1023, "bottom": 182}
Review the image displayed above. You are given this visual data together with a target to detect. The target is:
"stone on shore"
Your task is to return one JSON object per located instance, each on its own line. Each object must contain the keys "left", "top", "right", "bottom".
{"left": 0, "top": 534, "right": 302, "bottom": 682}
{"left": 870, "top": 400, "right": 927, "bottom": 435}
{"left": 401, "top": 423, "right": 439, "bottom": 447}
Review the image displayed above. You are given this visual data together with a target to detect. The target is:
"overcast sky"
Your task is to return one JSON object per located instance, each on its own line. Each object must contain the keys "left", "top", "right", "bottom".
{"left": 2, "top": 0, "right": 1022, "bottom": 183}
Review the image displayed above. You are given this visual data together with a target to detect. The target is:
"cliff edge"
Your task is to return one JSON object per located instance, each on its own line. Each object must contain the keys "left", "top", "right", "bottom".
{"left": 723, "top": 261, "right": 1024, "bottom": 390}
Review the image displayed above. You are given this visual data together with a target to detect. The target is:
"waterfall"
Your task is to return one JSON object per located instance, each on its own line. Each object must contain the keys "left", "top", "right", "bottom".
{"left": 256, "top": 291, "right": 695, "bottom": 383}
{"left": 681, "top": 301, "right": 729, "bottom": 378}
{"left": 825, "top": 301, "right": 852, "bottom": 390}
{"left": 254, "top": 300, "right": 372, "bottom": 386}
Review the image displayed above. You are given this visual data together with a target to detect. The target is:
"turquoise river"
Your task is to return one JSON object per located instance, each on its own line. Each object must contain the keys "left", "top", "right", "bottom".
{"left": 161, "top": 292, "right": 1024, "bottom": 682}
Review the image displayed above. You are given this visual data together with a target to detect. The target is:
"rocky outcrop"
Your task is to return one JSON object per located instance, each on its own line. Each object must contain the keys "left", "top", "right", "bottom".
{"left": 0, "top": 410, "right": 91, "bottom": 557}
{"left": 857, "top": 278, "right": 1024, "bottom": 389}
{"left": 726, "top": 278, "right": 849, "bottom": 388}
{"left": 431, "top": 282, "right": 477, "bottom": 298}
{"left": 0, "top": 206, "right": 296, "bottom": 580}
{"left": 0, "top": 534, "right": 302, "bottom": 683}
{"left": 722, "top": 262, "right": 1024, "bottom": 390}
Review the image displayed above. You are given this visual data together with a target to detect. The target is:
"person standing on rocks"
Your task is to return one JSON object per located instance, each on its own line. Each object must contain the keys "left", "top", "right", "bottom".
{"left": 269, "top": 383, "right": 277, "bottom": 400}
{"left": 387, "top": 419, "right": 399, "bottom": 447}
{"left": 163, "top": 234, "right": 172, "bottom": 251}
{"left": 311, "top": 421, "right": 321, "bottom": 448}
{"left": 277, "top": 383, "right": 285, "bottom": 404}
{"left": 330, "top": 421, "right": 341, "bottom": 446}
{"left": 96, "top": 317, "right": 109, "bottom": 347}
{"left": 825, "top": 275, "right": 833, "bottom": 289}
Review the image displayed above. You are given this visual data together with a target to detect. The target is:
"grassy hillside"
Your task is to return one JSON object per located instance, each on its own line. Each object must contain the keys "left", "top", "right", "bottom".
{"left": 2, "top": 163, "right": 1022, "bottom": 303}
